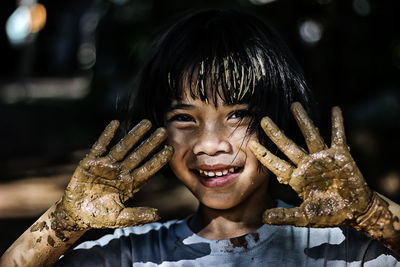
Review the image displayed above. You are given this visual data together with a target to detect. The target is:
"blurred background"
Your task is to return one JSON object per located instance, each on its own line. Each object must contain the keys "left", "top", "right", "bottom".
{"left": 1, "top": 0, "right": 399, "bottom": 254}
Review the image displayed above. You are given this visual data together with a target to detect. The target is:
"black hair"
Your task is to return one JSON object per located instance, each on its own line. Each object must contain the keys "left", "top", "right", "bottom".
{"left": 124, "top": 8, "right": 315, "bottom": 150}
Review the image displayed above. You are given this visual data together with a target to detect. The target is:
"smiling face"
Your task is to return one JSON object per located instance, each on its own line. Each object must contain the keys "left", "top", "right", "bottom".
{"left": 165, "top": 94, "right": 270, "bottom": 210}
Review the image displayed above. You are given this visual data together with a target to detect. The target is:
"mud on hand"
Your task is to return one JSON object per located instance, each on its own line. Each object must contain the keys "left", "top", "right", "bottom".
{"left": 52, "top": 120, "right": 173, "bottom": 235}
{"left": 249, "top": 102, "right": 374, "bottom": 228}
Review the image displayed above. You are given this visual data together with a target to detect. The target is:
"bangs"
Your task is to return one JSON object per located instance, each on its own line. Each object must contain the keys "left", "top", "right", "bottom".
{"left": 154, "top": 8, "right": 281, "bottom": 107}
{"left": 167, "top": 50, "right": 266, "bottom": 106}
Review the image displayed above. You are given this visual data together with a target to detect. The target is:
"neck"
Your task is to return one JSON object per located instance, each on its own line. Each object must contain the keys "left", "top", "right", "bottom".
{"left": 189, "top": 184, "right": 273, "bottom": 240}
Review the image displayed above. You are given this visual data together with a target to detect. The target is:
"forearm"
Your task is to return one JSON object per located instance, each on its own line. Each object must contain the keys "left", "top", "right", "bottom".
{"left": 0, "top": 201, "right": 87, "bottom": 267}
{"left": 354, "top": 192, "right": 400, "bottom": 256}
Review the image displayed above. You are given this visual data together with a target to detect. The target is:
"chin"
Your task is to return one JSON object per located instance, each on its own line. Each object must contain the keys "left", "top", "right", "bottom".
{"left": 197, "top": 193, "right": 243, "bottom": 211}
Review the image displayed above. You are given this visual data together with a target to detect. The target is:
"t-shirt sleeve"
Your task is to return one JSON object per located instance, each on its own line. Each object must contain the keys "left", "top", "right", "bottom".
{"left": 54, "top": 221, "right": 170, "bottom": 267}
{"left": 55, "top": 229, "right": 133, "bottom": 267}
{"left": 346, "top": 227, "right": 400, "bottom": 266}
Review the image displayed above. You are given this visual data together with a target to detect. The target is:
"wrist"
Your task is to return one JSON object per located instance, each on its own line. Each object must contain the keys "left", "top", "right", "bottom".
{"left": 353, "top": 192, "right": 400, "bottom": 255}
{"left": 51, "top": 198, "right": 90, "bottom": 241}
{"left": 354, "top": 192, "right": 385, "bottom": 234}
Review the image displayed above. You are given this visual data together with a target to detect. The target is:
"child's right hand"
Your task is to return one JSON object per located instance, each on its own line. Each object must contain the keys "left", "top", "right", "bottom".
{"left": 52, "top": 120, "right": 173, "bottom": 234}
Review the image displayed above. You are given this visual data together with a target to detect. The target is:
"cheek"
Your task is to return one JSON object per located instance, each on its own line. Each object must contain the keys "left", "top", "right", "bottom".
{"left": 166, "top": 125, "right": 195, "bottom": 145}
{"left": 230, "top": 128, "right": 257, "bottom": 152}
{"left": 166, "top": 127, "right": 193, "bottom": 172}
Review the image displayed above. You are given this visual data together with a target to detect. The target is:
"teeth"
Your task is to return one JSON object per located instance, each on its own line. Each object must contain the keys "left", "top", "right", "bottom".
{"left": 198, "top": 167, "right": 237, "bottom": 177}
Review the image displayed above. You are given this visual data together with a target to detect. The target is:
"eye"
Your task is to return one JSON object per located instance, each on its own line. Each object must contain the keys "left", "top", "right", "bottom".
{"left": 228, "top": 109, "right": 252, "bottom": 120}
{"left": 168, "top": 114, "right": 195, "bottom": 122}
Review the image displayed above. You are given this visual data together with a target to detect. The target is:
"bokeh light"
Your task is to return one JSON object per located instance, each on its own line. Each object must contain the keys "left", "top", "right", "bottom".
{"left": 353, "top": 0, "right": 371, "bottom": 16}
{"left": 299, "top": 19, "right": 323, "bottom": 45}
{"left": 30, "top": 3, "right": 47, "bottom": 33}
{"left": 80, "top": 11, "right": 99, "bottom": 35}
{"left": 6, "top": 6, "right": 32, "bottom": 45}
{"left": 77, "top": 43, "right": 96, "bottom": 69}
{"left": 379, "top": 171, "right": 400, "bottom": 198}
{"left": 5, "top": 3, "right": 47, "bottom": 46}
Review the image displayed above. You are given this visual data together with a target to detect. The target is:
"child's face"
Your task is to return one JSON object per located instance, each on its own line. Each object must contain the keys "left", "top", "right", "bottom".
{"left": 165, "top": 93, "right": 270, "bottom": 210}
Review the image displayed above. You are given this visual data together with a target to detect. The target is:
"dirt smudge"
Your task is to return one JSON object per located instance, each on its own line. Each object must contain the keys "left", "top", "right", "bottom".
{"left": 47, "top": 236, "right": 55, "bottom": 247}
{"left": 230, "top": 236, "right": 248, "bottom": 249}
{"left": 30, "top": 221, "right": 47, "bottom": 232}
{"left": 251, "top": 232, "right": 259, "bottom": 242}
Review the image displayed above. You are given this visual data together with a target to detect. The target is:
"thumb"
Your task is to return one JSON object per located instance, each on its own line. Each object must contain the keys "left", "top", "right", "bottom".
{"left": 114, "top": 207, "right": 160, "bottom": 228}
{"left": 263, "top": 207, "right": 309, "bottom": 227}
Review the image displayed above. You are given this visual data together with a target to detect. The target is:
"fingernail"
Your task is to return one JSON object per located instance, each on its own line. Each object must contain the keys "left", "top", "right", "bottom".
{"left": 140, "top": 119, "right": 152, "bottom": 127}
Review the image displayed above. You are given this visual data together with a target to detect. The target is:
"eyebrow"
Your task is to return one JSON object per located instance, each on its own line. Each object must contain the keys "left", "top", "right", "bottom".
{"left": 168, "top": 103, "right": 195, "bottom": 111}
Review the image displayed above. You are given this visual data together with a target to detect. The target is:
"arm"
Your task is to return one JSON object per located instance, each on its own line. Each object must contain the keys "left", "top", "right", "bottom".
{"left": 0, "top": 120, "right": 173, "bottom": 267}
{"left": 249, "top": 102, "right": 400, "bottom": 256}
{"left": 0, "top": 203, "right": 87, "bottom": 267}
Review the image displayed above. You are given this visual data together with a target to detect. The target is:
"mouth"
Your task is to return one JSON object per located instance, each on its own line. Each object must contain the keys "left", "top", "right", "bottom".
{"left": 191, "top": 166, "right": 243, "bottom": 187}
{"left": 196, "top": 167, "right": 241, "bottom": 177}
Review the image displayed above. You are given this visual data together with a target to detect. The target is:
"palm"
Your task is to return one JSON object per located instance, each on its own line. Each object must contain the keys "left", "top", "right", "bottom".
{"left": 64, "top": 160, "right": 136, "bottom": 229}
{"left": 56, "top": 120, "right": 173, "bottom": 230}
{"left": 250, "top": 103, "right": 373, "bottom": 227}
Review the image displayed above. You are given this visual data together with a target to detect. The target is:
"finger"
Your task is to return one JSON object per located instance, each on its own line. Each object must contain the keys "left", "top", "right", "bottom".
{"left": 108, "top": 120, "right": 152, "bottom": 162}
{"left": 89, "top": 120, "right": 120, "bottom": 157}
{"left": 263, "top": 207, "right": 309, "bottom": 226}
{"left": 249, "top": 140, "right": 294, "bottom": 184}
{"left": 131, "top": 146, "right": 174, "bottom": 189}
{"left": 331, "top": 106, "right": 346, "bottom": 147}
{"left": 122, "top": 127, "right": 168, "bottom": 170}
{"left": 114, "top": 207, "right": 160, "bottom": 227}
{"left": 260, "top": 117, "right": 307, "bottom": 165}
{"left": 291, "top": 102, "right": 327, "bottom": 153}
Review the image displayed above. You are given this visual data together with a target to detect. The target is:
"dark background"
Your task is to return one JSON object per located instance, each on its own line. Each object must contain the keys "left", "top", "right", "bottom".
{"left": 1, "top": 0, "right": 399, "bottom": 255}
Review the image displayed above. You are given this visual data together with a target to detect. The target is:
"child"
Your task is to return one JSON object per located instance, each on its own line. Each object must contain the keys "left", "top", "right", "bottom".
{"left": 1, "top": 8, "right": 399, "bottom": 266}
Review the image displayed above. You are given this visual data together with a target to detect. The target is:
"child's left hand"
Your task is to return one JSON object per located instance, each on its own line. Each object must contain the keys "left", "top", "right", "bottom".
{"left": 249, "top": 102, "right": 374, "bottom": 227}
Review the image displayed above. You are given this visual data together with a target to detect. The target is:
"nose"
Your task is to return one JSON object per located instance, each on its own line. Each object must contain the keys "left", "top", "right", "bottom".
{"left": 192, "top": 123, "right": 232, "bottom": 156}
